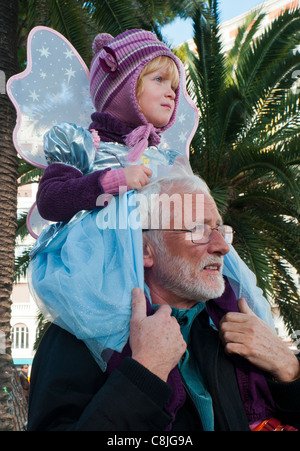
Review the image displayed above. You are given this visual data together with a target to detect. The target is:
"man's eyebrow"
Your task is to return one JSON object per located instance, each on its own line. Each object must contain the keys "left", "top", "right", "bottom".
{"left": 203, "top": 217, "right": 223, "bottom": 225}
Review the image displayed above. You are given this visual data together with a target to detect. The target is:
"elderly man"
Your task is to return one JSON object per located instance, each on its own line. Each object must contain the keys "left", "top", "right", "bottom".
{"left": 27, "top": 170, "right": 300, "bottom": 431}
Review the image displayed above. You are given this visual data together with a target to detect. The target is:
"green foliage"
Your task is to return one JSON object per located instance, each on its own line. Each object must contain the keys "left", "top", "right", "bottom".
{"left": 22, "top": 0, "right": 94, "bottom": 62}
{"left": 186, "top": 2, "right": 300, "bottom": 331}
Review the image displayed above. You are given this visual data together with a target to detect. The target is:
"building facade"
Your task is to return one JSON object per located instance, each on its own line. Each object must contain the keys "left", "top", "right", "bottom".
{"left": 11, "top": 183, "right": 38, "bottom": 369}
{"left": 219, "top": 0, "right": 299, "bottom": 53}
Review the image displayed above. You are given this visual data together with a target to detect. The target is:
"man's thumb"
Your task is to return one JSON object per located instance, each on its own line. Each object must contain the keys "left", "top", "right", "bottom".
{"left": 238, "top": 297, "right": 256, "bottom": 316}
{"left": 131, "top": 287, "right": 147, "bottom": 322}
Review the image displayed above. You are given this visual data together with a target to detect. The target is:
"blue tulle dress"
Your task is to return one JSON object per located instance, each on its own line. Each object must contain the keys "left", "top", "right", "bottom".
{"left": 28, "top": 122, "right": 274, "bottom": 371}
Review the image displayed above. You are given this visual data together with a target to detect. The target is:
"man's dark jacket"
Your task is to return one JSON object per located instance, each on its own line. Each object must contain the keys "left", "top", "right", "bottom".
{"left": 27, "top": 310, "right": 300, "bottom": 431}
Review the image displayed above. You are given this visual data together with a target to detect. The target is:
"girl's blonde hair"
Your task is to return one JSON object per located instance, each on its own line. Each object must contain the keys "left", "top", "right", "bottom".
{"left": 136, "top": 56, "right": 180, "bottom": 99}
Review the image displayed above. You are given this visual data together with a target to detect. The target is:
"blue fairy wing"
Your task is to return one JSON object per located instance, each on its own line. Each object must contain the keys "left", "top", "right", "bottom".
{"left": 7, "top": 26, "right": 95, "bottom": 238}
{"left": 7, "top": 26, "right": 95, "bottom": 168}
{"left": 26, "top": 202, "right": 53, "bottom": 239}
{"left": 160, "top": 62, "right": 198, "bottom": 157}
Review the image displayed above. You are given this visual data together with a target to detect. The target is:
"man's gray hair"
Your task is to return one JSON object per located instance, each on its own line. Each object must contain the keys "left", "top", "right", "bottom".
{"left": 140, "top": 156, "right": 210, "bottom": 197}
{"left": 139, "top": 157, "right": 212, "bottom": 248}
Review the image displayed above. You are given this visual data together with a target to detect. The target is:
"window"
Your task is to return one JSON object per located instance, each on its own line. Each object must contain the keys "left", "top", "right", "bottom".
{"left": 11, "top": 324, "right": 29, "bottom": 349}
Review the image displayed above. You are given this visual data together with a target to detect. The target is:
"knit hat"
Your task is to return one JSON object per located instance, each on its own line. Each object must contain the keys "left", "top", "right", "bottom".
{"left": 89, "top": 29, "right": 182, "bottom": 161}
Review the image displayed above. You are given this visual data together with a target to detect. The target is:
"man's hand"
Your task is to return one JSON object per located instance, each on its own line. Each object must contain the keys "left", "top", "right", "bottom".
{"left": 219, "top": 297, "right": 300, "bottom": 383}
{"left": 129, "top": 288, "right": 187, "bottom": 382}
{"left": 124, "top": 165, "right": 152, "bottom": 190}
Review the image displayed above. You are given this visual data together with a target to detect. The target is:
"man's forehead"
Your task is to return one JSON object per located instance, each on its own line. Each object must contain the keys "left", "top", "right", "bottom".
{"left": 168, "top": 191, "right": 221, "bottom": 228}
{"left": 169, "top": 190, "right": 216, "bottom": 209}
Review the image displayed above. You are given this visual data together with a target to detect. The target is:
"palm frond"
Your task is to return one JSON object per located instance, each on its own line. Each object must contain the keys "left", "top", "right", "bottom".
{"left": 270, "top": 256, "right": 300, "bottom": 333}
{"left": 235, "top": 8, "right": 300, "bottom": 103}
{"left": 228, "top": 147, "right": 300, "bottom": 212}
{"left": 16, "top": 211, "right": 30, "bottom": 241}
{"left": 14, "top": 249, "right": 31, "bottom": 283}
{"left": 188, "top": 1, "right": 228, "bottom": 183}
{"left": 26, "top": 0, "right": 93, "bottom": 63}
{"left": 33, "top": 312, "right": 51, "bottom": 351}
{"left": 18, "top": 156, "right": 43, "bottom": 185}
{"left": 189, "top": 2, "right": 300, "bottom": 331}
{"left": 83, "top": 0, "right": 158, "bottom": 36}
{"left": 226, "top": 10, "right": 265, "bottom": 83}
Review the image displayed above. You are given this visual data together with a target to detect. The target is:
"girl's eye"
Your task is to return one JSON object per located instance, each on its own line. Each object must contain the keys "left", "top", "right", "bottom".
{"left": 154, "top": 76, "right": 162, "bottom": 82}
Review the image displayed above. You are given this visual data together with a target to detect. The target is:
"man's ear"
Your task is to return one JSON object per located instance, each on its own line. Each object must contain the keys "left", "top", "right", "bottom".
{"left": 143, "top": 237, "right": 154, "bottom": 268}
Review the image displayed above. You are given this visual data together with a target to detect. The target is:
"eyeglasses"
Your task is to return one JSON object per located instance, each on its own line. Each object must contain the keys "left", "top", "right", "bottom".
{"left": 142, "top": 224, "right": 234, "bottom": 244}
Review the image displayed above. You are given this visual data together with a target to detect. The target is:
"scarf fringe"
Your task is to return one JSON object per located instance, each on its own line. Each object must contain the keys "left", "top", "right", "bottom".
{"left": 126, "top": 124, "right": 161, "bottom": 162}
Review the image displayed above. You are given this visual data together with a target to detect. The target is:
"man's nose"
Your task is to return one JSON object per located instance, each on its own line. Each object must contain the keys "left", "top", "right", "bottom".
{"left": 207, "top": 229, "right": 230, "bottom": 255}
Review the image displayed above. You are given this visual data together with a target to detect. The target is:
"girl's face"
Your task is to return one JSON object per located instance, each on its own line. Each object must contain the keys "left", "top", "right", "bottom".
{"left": 137, "top": 64, "right": 177, "bottom": 128}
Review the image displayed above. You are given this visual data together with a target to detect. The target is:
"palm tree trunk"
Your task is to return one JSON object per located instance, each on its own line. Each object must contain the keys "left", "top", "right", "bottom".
{"left": 0, "top": 0, "right": 27, "bottom": 431}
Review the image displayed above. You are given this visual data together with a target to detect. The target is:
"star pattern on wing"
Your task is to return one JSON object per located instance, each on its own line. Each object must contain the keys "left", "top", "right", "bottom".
{"left": 64, "top": 49, "right": 75, "bottom": 59}
{"left": 8, "top": 28, "right": 96, "bottom": 170}
{"left": 38, "top": 46, "right": 51, "bottom": 58}
{"left": 64, "top": 66, "right": 76, "bottom": 83}
{"left": 29, "top": 90, "right": 40, "bottom": 102}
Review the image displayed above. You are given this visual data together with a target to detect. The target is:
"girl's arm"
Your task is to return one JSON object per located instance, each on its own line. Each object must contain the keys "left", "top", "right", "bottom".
{"left": 37, "top": 163, "right": 152, "bottom": 222}
{"left": 37, "top": 122, "right": 152, "bottom": 222}
{"left": 37, "top": 163, "right": 127, "bottom": 222}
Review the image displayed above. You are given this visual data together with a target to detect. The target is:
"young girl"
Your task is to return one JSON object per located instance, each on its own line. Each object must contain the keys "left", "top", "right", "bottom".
{"left": 36, "top": 30, "right": 181, "bottom": 223}
{"left": 29, "top": 29, "right": 185, "bottom": 370}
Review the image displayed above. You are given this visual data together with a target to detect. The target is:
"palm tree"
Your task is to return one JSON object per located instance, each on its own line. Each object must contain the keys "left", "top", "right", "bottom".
{"left": 185, "top": 1, "right": 300, "bottom": 332}
{"left": 0, "top": 0, "right": 28, "bottom": 432}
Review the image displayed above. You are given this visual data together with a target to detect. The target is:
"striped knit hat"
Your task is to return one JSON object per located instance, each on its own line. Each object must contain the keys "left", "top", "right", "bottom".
{"left": 89, "top": 29, "right": 181, "bottom": 161}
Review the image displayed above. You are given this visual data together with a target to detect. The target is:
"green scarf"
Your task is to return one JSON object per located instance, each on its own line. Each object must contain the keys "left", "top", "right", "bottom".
{"left": 171, "top": 303, "right": 215, "bottom": 431}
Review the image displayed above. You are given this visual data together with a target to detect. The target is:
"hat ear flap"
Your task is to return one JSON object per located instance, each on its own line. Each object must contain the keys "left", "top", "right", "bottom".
{"left": 92, "top": 33, "right": 114, "bottom": 54}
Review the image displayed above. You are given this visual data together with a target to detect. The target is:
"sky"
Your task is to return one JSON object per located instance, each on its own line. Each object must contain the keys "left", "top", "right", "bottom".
{"left": 163, "top": 0, "right": 266, "bottom": 46}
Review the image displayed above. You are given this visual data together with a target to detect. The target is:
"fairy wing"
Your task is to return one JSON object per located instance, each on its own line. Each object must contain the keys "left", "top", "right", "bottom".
{"left": 7, "top": 26, "right": 95, "bottom": 169}
{"left": 160, "top": 63, "right": 198, "bottom": 156}
{"left": 7, "top": 26, "right": 95, "bottom": 238}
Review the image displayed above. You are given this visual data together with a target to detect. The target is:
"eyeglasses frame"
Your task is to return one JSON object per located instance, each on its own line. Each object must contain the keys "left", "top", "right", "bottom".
{"left": 142, "top": 224, "right": 234, "bottom": 245}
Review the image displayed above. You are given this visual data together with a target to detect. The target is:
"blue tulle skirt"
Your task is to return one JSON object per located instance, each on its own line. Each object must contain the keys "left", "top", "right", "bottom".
{"left": 29, "top": 191, "right": 144, "bottom": 369}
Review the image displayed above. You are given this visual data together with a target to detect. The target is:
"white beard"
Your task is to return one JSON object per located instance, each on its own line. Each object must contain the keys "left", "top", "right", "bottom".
{"left": 154, "top": 251, "right": 225, "bottom": 303}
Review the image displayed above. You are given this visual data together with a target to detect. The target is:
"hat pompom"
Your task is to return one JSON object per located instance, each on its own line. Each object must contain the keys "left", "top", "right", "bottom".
{"left": 92, "top": 33, "right": 114, "bottom": 54}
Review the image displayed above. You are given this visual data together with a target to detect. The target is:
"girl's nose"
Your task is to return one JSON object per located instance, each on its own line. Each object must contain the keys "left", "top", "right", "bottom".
{"left": 165, "top": 83, "right": 176, "bottom": 99}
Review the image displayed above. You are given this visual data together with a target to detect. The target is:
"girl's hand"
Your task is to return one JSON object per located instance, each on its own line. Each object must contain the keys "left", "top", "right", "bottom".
{"left": 124, "top": 165, "right": 152, "bottom": 190}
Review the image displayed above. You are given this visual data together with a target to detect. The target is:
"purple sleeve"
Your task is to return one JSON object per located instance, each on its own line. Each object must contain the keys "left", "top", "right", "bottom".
{"left": 36, "top": 163, "right": 126, "bottom": 222}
